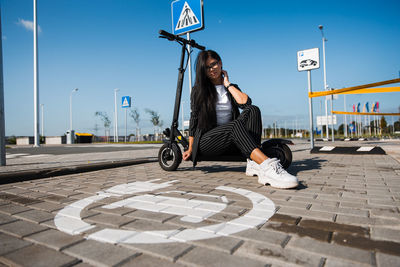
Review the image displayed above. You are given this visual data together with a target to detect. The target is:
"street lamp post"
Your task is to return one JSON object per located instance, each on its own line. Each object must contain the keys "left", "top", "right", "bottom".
{"left": 114, "top": 88, "right": 119, "bottom": 142}
{"left": 40, "top": 104, "right": 44, "bottom": 137}
{"left": 319, "top": 25, "right": 331, "bottom": 141}
{"left": 33, "top": 0, "right": 40, "bottom": 147}
{"left": 69, "top": 88, "right": 78, "bottom": 131}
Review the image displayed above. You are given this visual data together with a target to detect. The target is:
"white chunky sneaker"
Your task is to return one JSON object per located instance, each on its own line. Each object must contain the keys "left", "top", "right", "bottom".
{"left": 246, "top": 159, "right": 259, "bottom": 177}
{"left": 258, "top": 158, "right": 298, "bottom": 189}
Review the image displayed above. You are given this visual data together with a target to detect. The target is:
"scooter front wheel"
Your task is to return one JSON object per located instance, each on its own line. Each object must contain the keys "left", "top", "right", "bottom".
{"left": 158, "top": 143, "right": 182, "bottom": 171}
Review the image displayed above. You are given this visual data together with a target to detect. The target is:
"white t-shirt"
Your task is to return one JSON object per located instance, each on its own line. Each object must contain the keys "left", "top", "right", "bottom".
{"left": 215, "top": 85, "right": 232, "bottom": 126}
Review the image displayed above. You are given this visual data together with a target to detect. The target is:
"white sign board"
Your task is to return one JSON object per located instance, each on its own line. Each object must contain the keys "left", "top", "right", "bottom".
{"left": 317, "top": 115, "right": 337, "bottom": 126}
{"left": 172, "top": 0, "right": 204, "bottom": 35}
{"left": 297, "top": 48, "right": 320, "bottom": 71}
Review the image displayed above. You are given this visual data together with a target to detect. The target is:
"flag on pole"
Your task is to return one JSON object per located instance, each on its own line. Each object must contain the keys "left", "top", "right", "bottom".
{"left": 357, "top": 103, "right": 361, "bottom": 113}
{"left": 353, "top": 104, "right": 355, "bottom": 112}
{"left": 372, "top": 102, "right": 376, "bottom": 112}
{"left": 362, "top": 103, "right": 366, "bottom": 113}
{"left": 366, "top": 102, "right": 369, "bottom": 112}
{"left": 376, "top": 102, "right": 379, "bottom": 112}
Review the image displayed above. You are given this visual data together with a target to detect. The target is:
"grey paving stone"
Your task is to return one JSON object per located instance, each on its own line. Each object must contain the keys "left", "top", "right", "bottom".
{"left": 84, "top": 213, "right": 135, "bottom": 228}
{"left": 324, "top": 256, "right": 372, "bottom": 267}
{"left": 235, "top": 240, "right": 322, "bottom": 266}
{"left": 376, "top": 252, "right": 400, "bottom": 267}
{"left": 29, "top": 200, "right": 64, "bottom": 212}
{"left": 0, "top": 244, "right": 80, "bottom": 267}
{"left": 69, "top": 261, "right": 95, "bottom": 267}
{"left": 310, "top": 204, "right": 369, "bottom": 217}
{"left": 336, "top": 214, "right": 399, "bottom": 227}
{"left": 0, "top": 203, "right": 32, "bottom": 215}
{"left": 120, "top": 253, "right": 186, "bottom": 267}
{"left": 288, "top": 236, "right": 373, "bottom": 265}
{"left": 13, "top": 209, "right": 54, "bottom": 224}
{"left": 122, "top": 218, "right": 178, "bottom": 232}
{"left": 371, "top": 227, "right": 400, "bottom": 243}
{"left": 48, "top": 189, "right": 82, "bottom": 197}
{"left": 125, "top": 209, "right": 177, "bottom": 223}
{"left": 0, "top": 220, "right": 48, "bottom": 238}
{"left": 126, "top": 242, "right": 194, "bottom": 262}
{"left": 192, "top": 235, "right": 244, "bottom": 254}
{"left": 0, "top": 213, "right": 18, "bottom": 225}
{"left": 3, "top": 187, "right": 31, "bottom": 195}
{"left": 232, "top": 228, "right": 289, "bottom": 247}
{"left": 64, "top": 239, "right": 140, "bottom": 267}
{"left": 177, "top": 246, "right": 266, "bottom": 267}
{"left": 25, "top": 228, "right": 85, "bottom": 251}
{"left": 277, "top": 206, "right": 334, "bottom": 221}
{"left": 370, "top": 207, "right": 400, "bottom": 220}
{"left": 0, "top": 232, "right": 32, "bottom": 256}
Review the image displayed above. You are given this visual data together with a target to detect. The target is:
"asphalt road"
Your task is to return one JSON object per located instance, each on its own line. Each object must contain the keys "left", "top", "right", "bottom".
{"left": 5, "top": 144, "right": 162, "bottom": 156}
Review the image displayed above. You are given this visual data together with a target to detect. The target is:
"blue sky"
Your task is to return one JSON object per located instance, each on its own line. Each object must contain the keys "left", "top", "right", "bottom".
{"left": 1, "top": 0, "right": 399, "bottom": 136}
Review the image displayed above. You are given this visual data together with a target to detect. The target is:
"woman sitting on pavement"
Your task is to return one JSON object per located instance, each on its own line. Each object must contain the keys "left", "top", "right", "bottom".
{"left": 182, "top": 50, "right": 298, "bottom": 189}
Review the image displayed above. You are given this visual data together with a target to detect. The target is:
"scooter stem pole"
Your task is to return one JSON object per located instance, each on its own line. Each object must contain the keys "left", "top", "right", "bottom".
{"left": 170, "top": 44, "right": 186, "bottom": 141}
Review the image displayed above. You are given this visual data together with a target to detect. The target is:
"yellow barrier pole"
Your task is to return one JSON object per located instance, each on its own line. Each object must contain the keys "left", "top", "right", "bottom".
{"left": 332, "top": 111, "right": 400, "bottom": 116}
{"left": 309, "top": 78, "right": 400, "bottom": 98}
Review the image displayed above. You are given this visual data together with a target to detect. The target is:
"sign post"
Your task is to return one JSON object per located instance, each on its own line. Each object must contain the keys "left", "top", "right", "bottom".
{"left": 122, "top": 96, "right": 132, "bottom": 142}
{"left": 297, "top": 48, "right": 320, "bottom": 149}
{"left": 0, "top": 9, "right": 5, "bottom": 165}
{"left": 171, "top": 0, "right": 204, "bottom": 125}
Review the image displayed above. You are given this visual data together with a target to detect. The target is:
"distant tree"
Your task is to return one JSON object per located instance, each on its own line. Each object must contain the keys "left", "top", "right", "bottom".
{"left": 394, "top": 121, "right": 400, "bottom": 131}
{"left": 338, "top": 124, "right": 344, "bottom": 135}
{"left": 129, "top": 108, "right": 140, "bottom": 141}
{"left": 380, "top": 116, "right": 388, "bottom": 134}
{"left": 145, "top": 109, "right": 161, "bottom": 135}
{"left": 95, "top": 111, "right": 111, "bottom": 141}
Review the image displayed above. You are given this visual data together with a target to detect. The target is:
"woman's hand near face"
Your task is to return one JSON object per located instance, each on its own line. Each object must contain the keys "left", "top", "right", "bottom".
{"left": 222, "top": 70, "right": 230, "bottom": 88}
{"left": 222, "top": 69, "right": 249, "bottom": 104}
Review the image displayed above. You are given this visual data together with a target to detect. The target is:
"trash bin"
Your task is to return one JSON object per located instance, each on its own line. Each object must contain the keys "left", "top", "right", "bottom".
{"left": 75, "top": 133, "right": 93, "bottom": 143}
{"left": 66, "top": 130, "right": 75, "bottom": 144}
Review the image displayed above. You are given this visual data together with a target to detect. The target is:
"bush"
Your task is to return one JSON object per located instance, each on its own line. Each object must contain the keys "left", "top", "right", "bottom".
{"left": 7, "top": 135, "right": 16, "bottom": 145}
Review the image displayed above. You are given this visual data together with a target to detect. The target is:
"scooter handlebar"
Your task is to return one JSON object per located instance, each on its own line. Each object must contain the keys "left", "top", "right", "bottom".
{"left": 159, "top": 30, "right": 205, "bottom": 50}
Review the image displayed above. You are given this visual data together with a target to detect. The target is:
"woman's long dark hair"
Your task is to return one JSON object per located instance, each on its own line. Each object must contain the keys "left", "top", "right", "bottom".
{"left": 193, "top": 50, "right": 221, "bottom": 130}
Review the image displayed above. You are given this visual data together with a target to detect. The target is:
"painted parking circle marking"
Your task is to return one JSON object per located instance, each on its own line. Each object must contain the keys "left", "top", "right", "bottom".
{"left": 54, "top": 179, "right": 275, "bottom": 244}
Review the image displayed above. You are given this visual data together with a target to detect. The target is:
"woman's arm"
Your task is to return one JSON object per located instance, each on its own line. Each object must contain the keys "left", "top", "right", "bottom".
{"left": 182, "top": 136, "right": 194, "bottom": 161}
{"left": 222, "top": 70, "right": 248, "bottom": 104}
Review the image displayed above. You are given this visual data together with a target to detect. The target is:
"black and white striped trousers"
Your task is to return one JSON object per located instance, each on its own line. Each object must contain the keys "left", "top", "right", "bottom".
{"left": 199, "top": 105, "right": 262, "bottom": 158}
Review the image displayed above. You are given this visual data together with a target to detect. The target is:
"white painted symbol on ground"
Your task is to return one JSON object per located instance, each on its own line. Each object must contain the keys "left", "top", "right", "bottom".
{"left": 356, "top": 146, "right": 374, "bottom": 152}
{"left": 54, "top": 179, "right": 275, "bottom": 244}
{"left": 320, "top": 146, "right": 335, "bottom": 151}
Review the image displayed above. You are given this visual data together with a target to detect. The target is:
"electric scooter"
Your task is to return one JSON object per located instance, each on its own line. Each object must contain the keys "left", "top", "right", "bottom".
{"left": 157, "top": 30, "right": 293, "bottom": 171}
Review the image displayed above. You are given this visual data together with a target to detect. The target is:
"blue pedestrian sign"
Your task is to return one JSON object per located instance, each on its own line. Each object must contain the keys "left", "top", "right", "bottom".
{"left": 171, "top": 0, "right": 204, "bottom": 35}
{"left": 121, "top": 96, "right": 131, "bottom": 108}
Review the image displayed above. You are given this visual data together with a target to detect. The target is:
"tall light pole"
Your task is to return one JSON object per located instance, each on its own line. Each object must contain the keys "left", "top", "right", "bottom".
{"left": 319, "top": 25, "right": 330, "bottom": 141}
{"left": 69, "top": 88, "right": 78, "bottom": 130}
{"left": 40, "top": 104, "right": 44, "bottom": 137}
{"left": 0, "top": 8, "right": 6, "bottom": 165}
{"left": 114, "top": 88, "right": 119, "bottom": 142}
{"left": 33, "top": 0, "right": 40, "bottom": 147}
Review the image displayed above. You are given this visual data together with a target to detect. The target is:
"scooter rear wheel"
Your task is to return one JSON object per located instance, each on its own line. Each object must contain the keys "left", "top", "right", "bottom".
{"left": 158, "top": 143, "right": 182, "bottom": 171}
{"left": 262, "top": 143, "right": 292, "bottom": 170}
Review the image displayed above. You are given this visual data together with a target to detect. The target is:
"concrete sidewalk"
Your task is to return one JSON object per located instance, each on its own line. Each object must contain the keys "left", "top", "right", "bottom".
{"left": 0, "top": 141, "right": 399, "bottom": 266}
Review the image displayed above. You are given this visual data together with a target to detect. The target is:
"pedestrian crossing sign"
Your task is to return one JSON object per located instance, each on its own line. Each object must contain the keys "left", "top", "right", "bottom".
{"left": 171, "top": 0, "right": 204, "bottom": 35}
{"left": 121, "top": 96, "right": 131, "bottom": 108}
